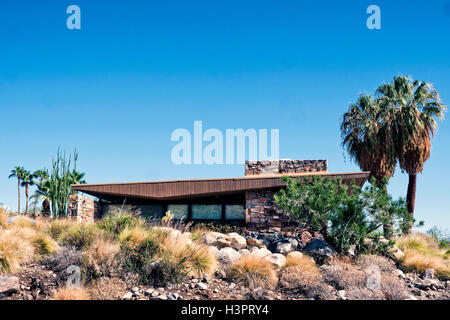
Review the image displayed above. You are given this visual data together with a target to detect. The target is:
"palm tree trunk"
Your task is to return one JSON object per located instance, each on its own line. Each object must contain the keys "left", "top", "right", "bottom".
{"left": 33, "top": 199, "right": 37, "bottom": 217}
{"left": 406, "top": 174, "right": 417, "bottom": 233}
{"left": 17, "top": 178, "right": 21, "bottom": 214}
{"left": 25, "top": 184, "right": 29, "bottom": 215}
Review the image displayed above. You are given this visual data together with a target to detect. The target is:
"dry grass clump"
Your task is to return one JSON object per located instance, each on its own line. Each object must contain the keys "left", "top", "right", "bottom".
{"left": 356, "top": 254, "right": 396, "bottom": 273}
{"left": 396, "top": 233, "right": 450, "bottom": 278}
{"left": 160, "top": 229, "right": 217, "bottom": 276}
{"left": 83, "top": 238, "right": 121, "bottom": 281}
{"left": 88, "top": 277, "right": 127, "bottom": 300}
{"left": 0, "top": 207, "right": 8, "bottom": 229}
{"left": 278, "top": 255, "right": 333, "bottom": 299}
{"left": 0, "top": 229, "right": 35, "bottom": 273}
{"left": 51, "top": 287, "right": 91, "bottom": 300}
{"left": 49, "top": 219, "right": 104, "bottom": 250}
{"left": 33, "top": 232, "right": 59, "bottom": 256}
{"left": 227, "top": 255, "right": 278, "bottom": 289}
{"left": 380, "top": 275, "right": 410, "bottom": 300}
{"left": 118, "top": 225, "right": 151, "bottom": 247}
{"left": 8, "top": 215, "right": 34, "bottom": 228}
{"left": 320, "top": 259, "right": 366, "bottom": 290}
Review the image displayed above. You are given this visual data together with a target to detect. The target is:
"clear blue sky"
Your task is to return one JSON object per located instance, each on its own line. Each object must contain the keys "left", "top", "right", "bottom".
{"left": 0, "top": 0, "right": 449, "bottom": 228}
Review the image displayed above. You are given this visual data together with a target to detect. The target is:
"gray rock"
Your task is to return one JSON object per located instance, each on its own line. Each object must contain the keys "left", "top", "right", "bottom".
{"left": 0, "top": 276, "right": 19, "bottom": 295}
{"left": 158, "top": 294, "right": 168, "bottom": 300}
{"left": 303, "top": 239, "right": 336, "bottom": 260}
{"left": 196, "top": 283, "right": 208, "bottom": 290}
{"left": 7, "top": 215, "right": 35, "bottom": 226}
{"left": 250, "top": 247, "right": 272, "bottom": 258}
{"left": 144, "top": 289, "right": 154, "bottom": 296}
{"left": 227, "top": 233, "right": 247, "bottom": 250}
{"left": 168, "top": 292, "right": 179, "bottom": 300}
{"left": 122, "top": 292, "right": 133, "bottom": 300}
{"left": 0, "top": 276, "right": 19, "bottom": 294}
{"left": 421, "top": 268, "right": 435, "bottom": 280}
{"left": 217, "top": 247, "right": 240, "bottom": 267}
{"left": 264, "top": 253, "right": 286, "bottom": 268}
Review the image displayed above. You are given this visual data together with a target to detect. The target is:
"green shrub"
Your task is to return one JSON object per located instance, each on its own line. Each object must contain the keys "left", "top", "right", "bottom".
{"left": 275, "top": 176, "right": 410, "bottom": 255}
{"left": 97, "top": 208, "right": 146, "bottom": 237}
{"left": 427, "top": 227, "right": 450, "bottom": 249}
{"left": 121, "top": 238, "right": 160, "bottom": 284}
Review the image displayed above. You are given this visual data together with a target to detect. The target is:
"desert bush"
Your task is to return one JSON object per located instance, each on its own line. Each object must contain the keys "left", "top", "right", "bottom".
{"left": 97, "top": 208, "right": 146, "bottom": 236}
{"left": 51, "top": 287, "right": 91, "bottom": 300}
{"left": 320, "top": 260, "right": 366, "bottom": 290}
{"left": 380, "top": 275, "right": 410, "bottom": 300}
{"left": 0, "top": 229, "right": 35, "bottom": 273}
{"left": 279, "top": 255, "right": 331, "bottom": 299}
{"left": 8, "top": 215, "right": 34, "bottom": 228}
{"left": 160, "top": 229, "right": 217, "bottom": 277}
{"left": 82, "top": 238, "right": 121, "bottom": 282}
{"left": 88, "top": 277, "right": 127, "bottom": 300}
{"left": 44, "top": 246, "right": 83, "bottom": 285}
{"left": 427, "top": 226, "right": 450, "bottom": 249}
{"left": 345, "top": 287, "right": 385, "bottom": 300}
{"left": 397, "top": 233, "right": 450, "bottom": 278}
{"left": 118, "top": 225, "right": 152, "bottom": 247}
{"left": 275, "top": 176, "right": 410, "bottom": 255}
{"left": 0, "top": 207, "right": 8, "bottom": 229}
{"left": 50, "top": 220, "right": 104, "bottom": 250}
{"left": 121, "top": 238, "right": 160, "bottom": 284}
{"left": 33, "top": 232, "right": 59, "bottom": 256}
{"left": 356, "top": 254, "right": 396, "bottom": 273}
{"left": 227, "top": 255, "right": 278, "bottom": 289}
{"left": 191, "top": 222, "right": 245, "bottom": 236}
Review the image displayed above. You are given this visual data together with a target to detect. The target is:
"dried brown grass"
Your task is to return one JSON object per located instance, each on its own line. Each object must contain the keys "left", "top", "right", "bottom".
{"left": 228, "top": 255, "right": 278, "bottom": 289}
{"left": 51, "top": 287, "right": 91, "bottom": 300}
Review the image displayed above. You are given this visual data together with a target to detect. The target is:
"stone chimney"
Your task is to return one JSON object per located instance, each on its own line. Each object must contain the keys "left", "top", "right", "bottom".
{"left": 245, "top": 159, "right": 327, "bottom": 176}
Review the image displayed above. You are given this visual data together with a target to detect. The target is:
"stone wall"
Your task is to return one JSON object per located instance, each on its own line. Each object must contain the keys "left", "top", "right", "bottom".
{"left": 245, "top": 190, "right": 297, "bottom": 232}
{"left": 67, "top": 195, "right": 101, "bottom": 223}
{"left": 245, "top": 159, "right": 327, "bottom": 176}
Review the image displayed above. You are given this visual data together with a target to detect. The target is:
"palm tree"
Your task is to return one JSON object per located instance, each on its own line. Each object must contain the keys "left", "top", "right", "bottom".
{"left": 8, "top": 166, "right": 26, "bottom": 213}
{"left": 341, "top": 94, "right": 398, "bottom": 238}
{"left": 341, "top": 94, "right": 397, "bottom": 183}
{"left": 376, "top": 76, "right": 446, "bottom": 232}
{"left": 31, "top": 169, "right": 49, "bottom": 216}
{"left": 20, "top": 170, "right": 35, "bottom": 215}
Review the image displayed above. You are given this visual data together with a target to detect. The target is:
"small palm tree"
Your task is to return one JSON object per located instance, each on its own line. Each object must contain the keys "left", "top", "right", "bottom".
{"left": 376, "top": 76, "right": 446, "bottom": 231}
{"left": 8, "top": 166, "right": 26, "bottom": 213}
{"left": 20, "top": 170, "right": 36, "bottom": 215}
{"left": 31, "top": 169, "right": 49, "bottom": 216}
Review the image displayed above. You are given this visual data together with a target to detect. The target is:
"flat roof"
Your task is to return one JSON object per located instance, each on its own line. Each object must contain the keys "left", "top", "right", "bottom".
{"left": 72, "top": 171, "right": 370, "bottom": 201}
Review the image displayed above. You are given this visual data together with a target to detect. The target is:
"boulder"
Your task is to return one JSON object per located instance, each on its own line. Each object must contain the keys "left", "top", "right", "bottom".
{"left": 250, "top": 247, "right": 272, "bottom": 258}
{"left": 227, "top": 233, "right": 247, "bottom": 250}
{"left": 215, "top": 238, "right": 232, "bottom": 248}
{"left": 390, "top": 246, "right": 404, "bottom": 260}
{"left": 287, "top": 251, "right": 303, "bottom": 260}
{"left": 421, "top": 268, "right": 434, "bottom": 280}
{"left": 0, "top": 276, "right": 19, "bottom": 294}
{"left": 217, "top": 247, "right": 241, "bottom": 267}
{"left": 207, "top": 246, "right": 219, "bottom": 257}
{"left": 300, "top": 231, "right": 313, "bottom": 247}
{"left": 303, "top": 239, "right": 336, "bottom": 260}
{"left": 122, "top": 292, "right": 133, "bottom": 300}
{"left": 202, "top": 234, "right": 217, "bottom": 245}
{"left": 269, "top": 238, "right": 299, "bottom": 254}
{"left": 238, "top": 249, "right": 251, "bottom": 257}
{"left": 246, "top": 238, "right": 266, "bottom": 248}
{"left": 264, "top": 253, "right": 286, "bottom": 268}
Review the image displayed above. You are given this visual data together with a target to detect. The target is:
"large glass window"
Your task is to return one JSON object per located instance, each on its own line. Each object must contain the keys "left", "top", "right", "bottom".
{"left": 167, "top": 204, "right": 188, "bottom": 219}
{"left": 191, "top": 204, "right": 221, "bottom": 220}
{"left": 102, "top": 204, "right": 163, "bottom": 218}
{"left": 225, "top": 205, "right": 245, "bottom": 220}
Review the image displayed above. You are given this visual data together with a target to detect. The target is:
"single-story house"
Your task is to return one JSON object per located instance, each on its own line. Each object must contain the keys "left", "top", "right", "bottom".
{"left": 69, "top": 160, "right": 369, "bottom": 232}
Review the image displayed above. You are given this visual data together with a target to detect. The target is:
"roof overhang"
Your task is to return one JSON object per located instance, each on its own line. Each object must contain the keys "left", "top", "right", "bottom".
{"left": 72, "top": 171, "right": 370, "bottom": 201}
